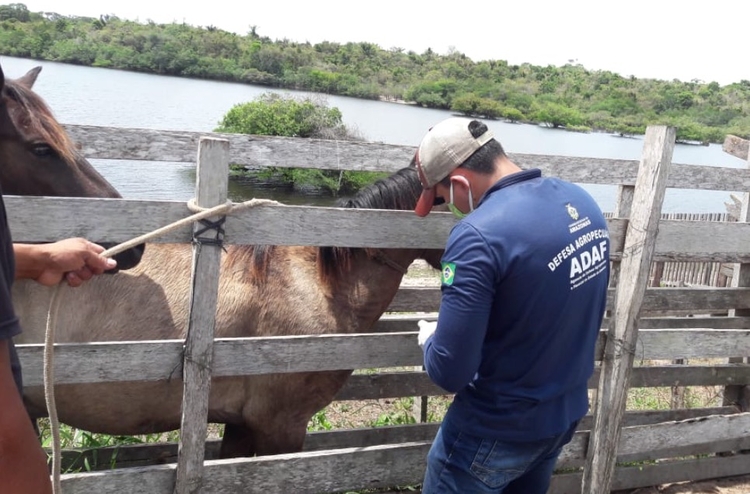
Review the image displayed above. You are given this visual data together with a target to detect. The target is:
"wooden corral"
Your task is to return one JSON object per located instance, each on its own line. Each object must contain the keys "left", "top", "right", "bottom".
{"left": 9, "top": 124, "right": 750, "bottom": 493}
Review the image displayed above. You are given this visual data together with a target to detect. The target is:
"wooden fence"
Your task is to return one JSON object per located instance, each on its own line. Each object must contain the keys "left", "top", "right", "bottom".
{"left": 9, "top": 124, "right": 750, "bottom": 493}
{"left": 603, "top": 212, "right": 734, "bottom": 290}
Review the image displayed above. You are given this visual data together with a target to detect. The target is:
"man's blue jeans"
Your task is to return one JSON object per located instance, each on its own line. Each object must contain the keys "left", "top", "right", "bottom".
{"left": 421, "top": 416, "right": 579, "bottom": 493}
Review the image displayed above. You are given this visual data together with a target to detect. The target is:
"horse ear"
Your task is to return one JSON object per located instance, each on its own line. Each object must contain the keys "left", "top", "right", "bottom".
{"left": 17, "top": 66, "right": 42, "bottom": 89}
{"left": 0, "top": 64, "right": 4, "bottom": 92}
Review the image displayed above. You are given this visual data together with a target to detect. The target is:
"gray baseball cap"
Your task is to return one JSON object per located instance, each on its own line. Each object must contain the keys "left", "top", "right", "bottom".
{"left": 414, "top": 117, "right": 494, "bottom": 216}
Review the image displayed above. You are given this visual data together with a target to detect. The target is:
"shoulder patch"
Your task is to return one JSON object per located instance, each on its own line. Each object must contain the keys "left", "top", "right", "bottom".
{"left": 441, "top": 262, "right": 456, "bottom": 285}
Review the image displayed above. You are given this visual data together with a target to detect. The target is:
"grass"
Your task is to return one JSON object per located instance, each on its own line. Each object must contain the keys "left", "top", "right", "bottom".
{"left": 38, "top": 419, "right": 182, "bottom": 450}
{"left": 38, "top": 419, "right": 183, "bottom": 473}
{"left": 626, "top": 359, "right": 726, "bottom": 411}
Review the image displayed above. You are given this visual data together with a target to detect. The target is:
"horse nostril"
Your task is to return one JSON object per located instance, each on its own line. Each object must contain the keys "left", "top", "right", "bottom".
{"left": 102, "top": 243, "right": 145, "bottom": 271}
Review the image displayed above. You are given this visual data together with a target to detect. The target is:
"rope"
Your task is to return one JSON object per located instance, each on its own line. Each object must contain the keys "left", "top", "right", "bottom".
{"left": 43, "top": 196, "right": 279, "bottom": 493}
{"left": 44, "top": 284, "right": 64, "bottom": 494}
{"left": 98, "top": 198, "right": 280, "bottom": 259}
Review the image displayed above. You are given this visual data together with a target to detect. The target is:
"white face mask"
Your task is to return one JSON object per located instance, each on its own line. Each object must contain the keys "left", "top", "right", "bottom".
{"left": 448, "top": 177, "right": 474, "bottom": 219}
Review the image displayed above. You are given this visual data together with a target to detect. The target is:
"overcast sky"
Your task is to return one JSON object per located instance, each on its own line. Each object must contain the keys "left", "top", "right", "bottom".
{"left": 17, "top": 0, "right": 750, "bottom": 85}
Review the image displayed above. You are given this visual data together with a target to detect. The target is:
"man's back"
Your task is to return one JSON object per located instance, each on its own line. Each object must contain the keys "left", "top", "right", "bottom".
{"left": 429, "top": 169, "right": 610, "bottom": 441}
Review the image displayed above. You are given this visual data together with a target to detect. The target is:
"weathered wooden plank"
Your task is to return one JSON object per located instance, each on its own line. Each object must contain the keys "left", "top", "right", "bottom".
{"left": 57, "top": 426, "right": 440, "bottom": 473}
{"left": 578, "top": 406, "right": 736, "bottom": 430}
{"left": 619, "top": 435, "right": 750, "bottom": 464}
{"left": 636, "top": 328, "right": 750, "bottom": 360}
{"left": 627, "top": 364, "right": 750, "bottom": 388}
{"left": 58, "top": 414, "right": 750, "bottom": 494}
{"left": 65, "top": 125, "right": 644, "bottom": 183}
{"left": 389, "top": 281, "right": 750, "bottom": 315}
{"left": 62, "top": 463, "right": 176, "bottom": 494}
{"left": 723, "top": 134, "right": 749, "bottom": 161}
{"left": 63, "top": 125, "right": 750, "bottom": 192}
{"left": 551, "top": 454, "right": 750, "bottom": 493}
{"left": 665, "top": 161, "right": 750, "bottom": 192}
{"left": 65, "top": 124, "right": 418, "bottom": 172}
{"left": 335, "top": 372, "right": 443, "bottom": 400}
{"left": 560, "top": 412, "right": 750, "bottom": 469}
{"left": 336, "top": 365, "right": 750, "bottom": 401}
{"left": 16, "top": 334, "right": 423, "bottom": 386}
{"left": 653, "top": 220, "right": 750, "bottom": 262}
{"left": 60, "top": 442, "right": 432, "bottom": 494}
{"left": 631, "top": 287, "right": 750, "bottom": 312}
{"left": 584, "top": 126, "right": 675, "bottom": 493}
{"left": 5, "top": 196, "right": 194, "bottom": 244}
{"left": 375, "top": 315, "right": 750, "bottom": 333}
{"left": 17, "top": 330, "right": 750, "bottom": 387}
{"left": 386, "top": 287, "right": 441, "bottom": 311}
{"left": 619, "top": 412, "right": 750, "bottom": 457}
{"left": 624, "top": 316, "right": 750, "bottom": 330}
{"left": 4, "top": 195, "right": 456, "bottom": 249}
{"left": 9, "top": 195, "right": 750, "bottom": 263}
{"left": 174, "top": 138, "right": 228, "bottom": 494}
{"left": 57, "top": 406, "right": 736, "bottom": 472}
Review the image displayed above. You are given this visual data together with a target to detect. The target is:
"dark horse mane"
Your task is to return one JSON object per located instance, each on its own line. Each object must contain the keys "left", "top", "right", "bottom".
{"left": 3, "top": 76, "right": 78, "bottom": 164}
{"left": 318, "top": 165, "right": 422, "bottom": 284}
{"left": 233, "top": 165, "right": 422, "bottom": 285}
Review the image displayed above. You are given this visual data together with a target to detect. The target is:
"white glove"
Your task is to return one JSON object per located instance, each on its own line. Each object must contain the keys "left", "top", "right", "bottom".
{"left": 418, "top": 319, "right": 438, "bottom": 348}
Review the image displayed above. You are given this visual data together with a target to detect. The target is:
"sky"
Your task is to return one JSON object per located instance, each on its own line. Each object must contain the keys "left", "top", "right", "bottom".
{"left": 15, "top": 0, "right": 750, "bottom": 86}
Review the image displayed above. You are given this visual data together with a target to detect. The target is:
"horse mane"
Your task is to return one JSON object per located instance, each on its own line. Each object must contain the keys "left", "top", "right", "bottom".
{"left": 4, "top": 79, "right": 78, "bottom": 165}
{"left": 228, "top": 164, "right": 422, "bottom": 285}
{"left": 317, "top": 165, "right": 422, "bottom": 284}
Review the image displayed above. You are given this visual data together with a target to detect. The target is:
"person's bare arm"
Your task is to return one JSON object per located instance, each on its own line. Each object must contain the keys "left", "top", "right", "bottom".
{"left": 0, "top": 340, "right": 52, "bottom": 494}
{"left": 14, "top": 238, "right": 116, "bottom": 287}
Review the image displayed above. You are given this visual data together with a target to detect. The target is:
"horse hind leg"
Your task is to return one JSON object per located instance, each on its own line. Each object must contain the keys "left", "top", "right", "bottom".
{"left": 220, "top": 423, "right": 256, "bottom": 458}
{"left": 226, "top": 371, "right": 350, "bottom": 458}
{"left": 219, "top": 421, "right": 307, "bottom": 459}
{"left": 251, "top": 421, "right": 307, "bottom": 457}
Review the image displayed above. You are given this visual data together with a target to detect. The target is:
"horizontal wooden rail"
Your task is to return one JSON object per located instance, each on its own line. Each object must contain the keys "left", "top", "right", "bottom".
{"left": 8, "top": 196, "right": 750, "bottom": 263}
{"left": 17, "top": 329, "right": 750, "bottom": 387}
{"left": 55, "top": 406, "right": 737, "bottom": 473}
{"left": 65, "top": 124, "right": 750, "bottom": 192}
{"left": 335, "top": 365, "right": 750, "bottom": 401}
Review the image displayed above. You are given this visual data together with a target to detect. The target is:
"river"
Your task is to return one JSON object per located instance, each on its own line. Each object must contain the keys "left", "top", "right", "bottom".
{"left": 1, "top": 55, "right": 746, "bottom": 213}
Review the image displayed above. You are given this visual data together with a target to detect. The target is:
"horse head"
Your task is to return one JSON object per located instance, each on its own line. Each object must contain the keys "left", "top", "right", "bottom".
{"left": 0, "top": 64, "right": 144, "bottom": 270}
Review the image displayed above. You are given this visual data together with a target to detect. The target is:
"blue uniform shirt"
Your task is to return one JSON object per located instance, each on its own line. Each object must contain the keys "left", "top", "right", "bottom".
{"left": 423, "top": 168, "right": 610, "bottom": 441}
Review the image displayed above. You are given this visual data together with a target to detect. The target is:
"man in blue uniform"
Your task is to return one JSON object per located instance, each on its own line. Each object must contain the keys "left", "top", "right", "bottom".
{"left": 413, "top": 117, "right": 610, "bottom": 493}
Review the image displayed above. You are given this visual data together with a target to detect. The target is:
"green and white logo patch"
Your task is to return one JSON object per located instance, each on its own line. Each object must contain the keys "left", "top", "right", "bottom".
{"left": 441, "top": 262, "right": 456, "bottom": 285}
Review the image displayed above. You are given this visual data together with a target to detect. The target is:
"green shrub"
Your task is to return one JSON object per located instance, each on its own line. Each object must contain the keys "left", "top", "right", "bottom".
{"left": 216, "top": 93, "right": 386, "bottom": 196}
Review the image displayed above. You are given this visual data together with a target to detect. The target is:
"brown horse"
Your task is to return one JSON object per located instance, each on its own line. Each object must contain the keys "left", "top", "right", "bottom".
{"left": 5, "top": 66, "right": 442, "bottom": 458}
{"left": 0, "top": 63, "right": 145, "bottom": 270}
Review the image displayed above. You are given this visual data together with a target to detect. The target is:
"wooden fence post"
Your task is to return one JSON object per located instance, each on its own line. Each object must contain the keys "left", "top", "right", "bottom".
{"left": 723, "top": 135, "right": 750, "bottom": 416}
{"left": 582, "top": 126, "right": 675, "bottom": 493}
{"left": 591, "top": 155, "right": 636, "bottom": 410}
{"left": 174, "top": 137, "right": 230, "bottom": 494}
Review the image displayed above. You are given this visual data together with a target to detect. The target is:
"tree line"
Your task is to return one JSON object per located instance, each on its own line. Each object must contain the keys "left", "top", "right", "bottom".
{"left": 2, "top": 2, "right": 749, "bottom": 144}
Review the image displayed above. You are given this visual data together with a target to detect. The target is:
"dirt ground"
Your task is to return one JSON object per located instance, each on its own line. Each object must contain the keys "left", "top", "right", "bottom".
{"left": 377, "top": 475, "right": 750, "bottom": 493}
{"left": 615, "top": 474, "right": 750, "bottom": 493}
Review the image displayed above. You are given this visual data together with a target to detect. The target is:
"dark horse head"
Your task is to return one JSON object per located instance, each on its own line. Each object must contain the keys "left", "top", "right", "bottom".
{"left": 0, "top": 64, "right": 144, "bottom": 270}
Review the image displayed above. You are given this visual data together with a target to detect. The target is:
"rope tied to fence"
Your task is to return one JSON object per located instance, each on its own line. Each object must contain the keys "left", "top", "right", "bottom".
{"left": 44, "top": 196, "right": 281, "bottom": 494}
